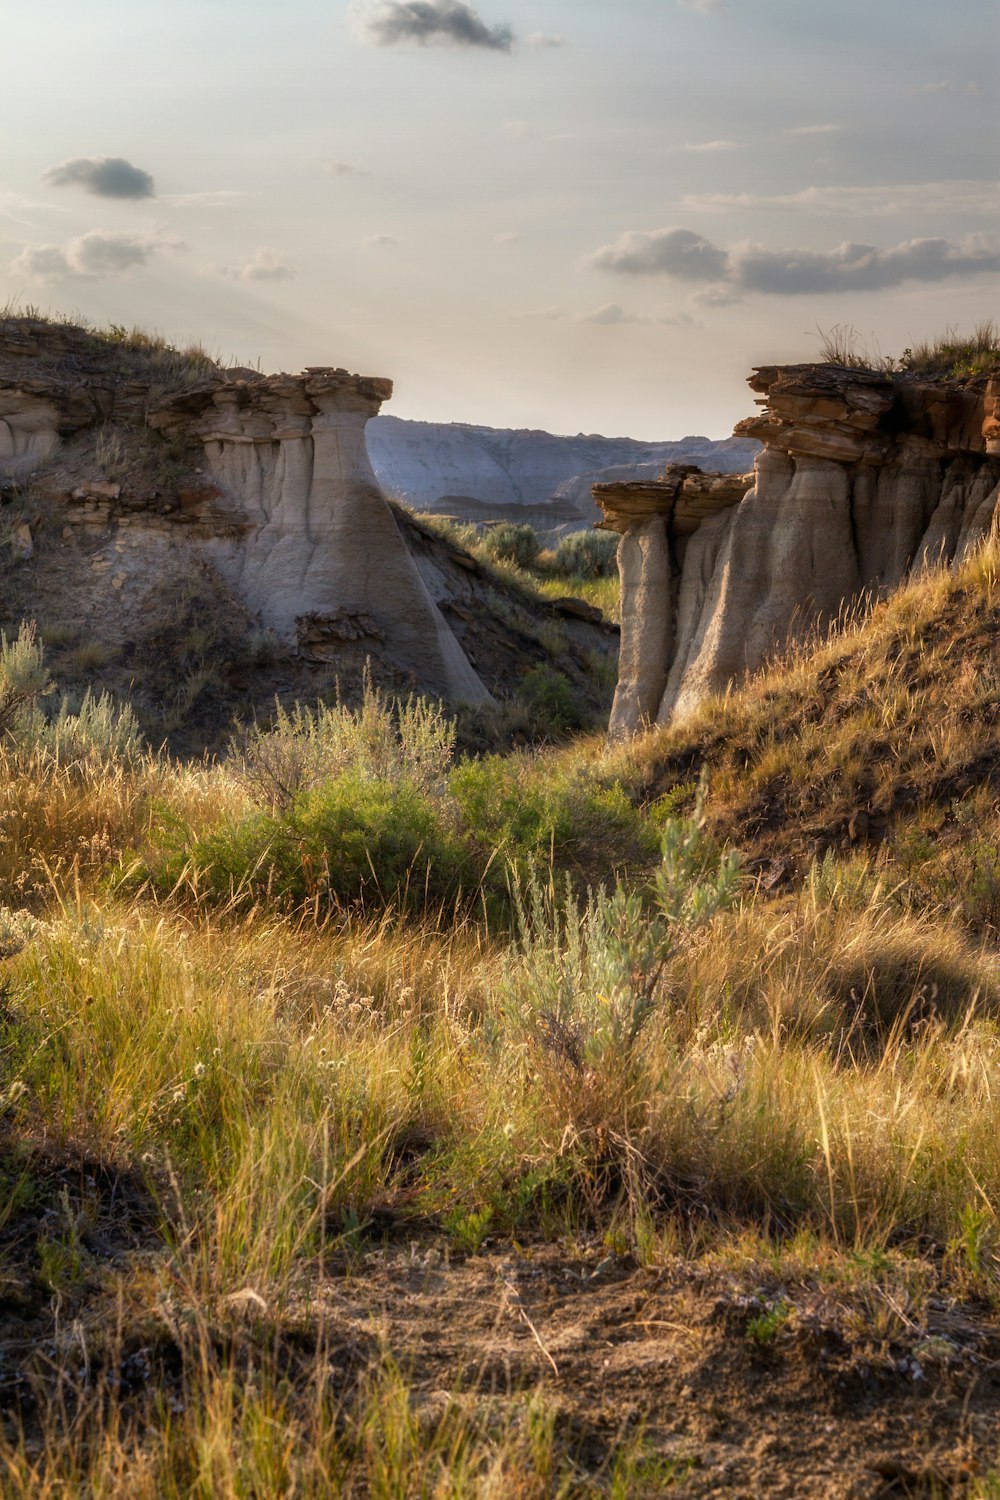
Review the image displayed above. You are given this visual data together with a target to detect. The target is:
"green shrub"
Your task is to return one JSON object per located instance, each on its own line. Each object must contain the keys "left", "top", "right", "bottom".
{"left": 136, "top": 773, "right": 475, "bottom": 914}
{"left": 449, "top": 756, "right": 655, "bottom": 888}
{"left": 518, "top": 664, "right": 585, "bottom": 733}
{"left": 552, "top": 530, "right": 618, "bottom": 579}
{"left": 482, "top": 523, "right": 540, "bottom": 570}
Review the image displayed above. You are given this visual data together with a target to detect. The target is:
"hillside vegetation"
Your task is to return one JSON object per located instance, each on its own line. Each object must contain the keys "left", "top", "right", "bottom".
{"left": 0, "top": 536, "right": 999, "bottom": 1493}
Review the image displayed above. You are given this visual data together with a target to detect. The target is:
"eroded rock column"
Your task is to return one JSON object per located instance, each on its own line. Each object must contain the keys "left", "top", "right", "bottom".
{"left": 608, "top": 514, "right": 673, "bottom": 739}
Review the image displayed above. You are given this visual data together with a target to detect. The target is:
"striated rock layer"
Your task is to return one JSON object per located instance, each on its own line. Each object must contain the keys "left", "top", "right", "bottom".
{"left": 0, "top": 319, "right": 489, "bottom": 705}
{"left": 601, "top": 364, "right": 1000, "bottom": 739}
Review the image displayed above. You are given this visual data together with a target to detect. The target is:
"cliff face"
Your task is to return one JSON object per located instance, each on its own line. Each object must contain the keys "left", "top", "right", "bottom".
{"left": 601, "top": 364, "right": 1000, "bottom": 739}
{"left": 0, "top": 319, "right": 489, "bottom": 706}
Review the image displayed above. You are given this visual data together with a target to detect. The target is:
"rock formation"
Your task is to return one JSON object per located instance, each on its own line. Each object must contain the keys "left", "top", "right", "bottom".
{"left": 0, "top": 318, "right": 490, "bottom": 705}
{"left": 601, "top": 364, "right": 1000, "bottom": 739}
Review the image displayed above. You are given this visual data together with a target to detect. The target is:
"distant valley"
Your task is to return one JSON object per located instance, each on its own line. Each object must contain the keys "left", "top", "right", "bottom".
{"left": 367, "top": 415, "right": 759, "bottom": 534}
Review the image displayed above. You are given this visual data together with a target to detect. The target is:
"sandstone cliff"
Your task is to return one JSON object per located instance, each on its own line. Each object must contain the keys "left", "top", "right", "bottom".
{"left": 601, "top": 363, "right": 1000, "bottom": 739}
{"left": 0, "top": 318, "right": 489, "bottom": 706}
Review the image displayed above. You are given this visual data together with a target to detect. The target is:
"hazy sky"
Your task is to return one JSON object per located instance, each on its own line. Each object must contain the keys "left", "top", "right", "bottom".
{"left": 2, "top": 0, "right": 997, "bottom": 438}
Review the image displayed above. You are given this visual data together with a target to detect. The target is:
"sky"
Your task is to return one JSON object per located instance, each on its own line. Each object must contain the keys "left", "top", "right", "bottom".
{"left": 1, "top": 0, "right": 997, "bottom": 440}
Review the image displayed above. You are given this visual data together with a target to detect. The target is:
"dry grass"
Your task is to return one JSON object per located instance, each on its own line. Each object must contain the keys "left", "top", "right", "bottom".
{"left": 613, "top": 536, "right": 1000, "bottom": 907}
{"left": 816, "top": 319, "right": 1000, "bottom": 379}
{"left": 1, "top": 538, "right": 1000, "bottom": 1488}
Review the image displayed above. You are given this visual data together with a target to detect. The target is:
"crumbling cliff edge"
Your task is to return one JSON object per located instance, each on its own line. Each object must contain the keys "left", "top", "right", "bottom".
{"left": 600, "top": 363, "right": 1000, "bottom": 739}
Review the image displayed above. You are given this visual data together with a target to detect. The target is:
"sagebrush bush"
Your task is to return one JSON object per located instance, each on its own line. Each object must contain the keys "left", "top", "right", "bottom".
{"left": 232, "top": 686, "right": 456, "bottom": 812}
{"left": 552, "top": 529, "right": 618, "bottom": 579}
{"left": 481, "top": 522, "right": 540, "bottom": 569}
{"left": 0, "top": 622, "right": 52, "bottom": 737}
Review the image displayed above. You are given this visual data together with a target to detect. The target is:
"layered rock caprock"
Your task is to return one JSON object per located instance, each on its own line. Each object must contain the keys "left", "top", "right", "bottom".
{"left": 600, "top": 364, "right": 1000, "bottom": 738}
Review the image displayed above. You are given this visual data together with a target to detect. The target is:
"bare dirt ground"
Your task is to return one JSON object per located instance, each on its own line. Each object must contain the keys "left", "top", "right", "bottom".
{"left": 0, "top": 1140, "right": 998, "bottom": 1493}
{"left": 308, "top": 1241, "right": 998, "bottom": 1497}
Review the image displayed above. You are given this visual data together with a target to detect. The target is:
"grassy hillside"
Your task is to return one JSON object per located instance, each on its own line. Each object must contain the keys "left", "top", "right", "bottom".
{"left": 0, "top": 538, "right": 998, "bottom": 1492}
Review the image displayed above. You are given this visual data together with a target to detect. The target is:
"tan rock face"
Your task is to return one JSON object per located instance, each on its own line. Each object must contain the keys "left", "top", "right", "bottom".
{"left": 149, "top": 371, "right": 489, "bottom": 703}
{"left": 602, "top": 363, "right": 1000, "bottom": 738}
{"left": 0, "top": 318, "right": 490, "bottom": 706}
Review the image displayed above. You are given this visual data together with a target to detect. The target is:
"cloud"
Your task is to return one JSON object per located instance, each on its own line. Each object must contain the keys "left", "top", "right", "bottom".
{"left": 785, "top": 123, "right": 843, "bottom": 136}
{"left": 583, "top": 228, "right": 729, "bottom": 281}
{"left": 511, "top": 306, "right": 566, "bottom": 321}
{"left": 11, "top": 228, "right": 178, "bottom": 281}
{"left": 734, "top": 235, "right": 1000, "bottom": 295}
{"left": 354, "top": 0, "right": 513, "bottom": 50}
{"left": 363, "top": 233, "right": 398, "bottom": 249}
{"left": 577, "top": 303, "right": 648, "bottom": 325}
{"left": 678, "top": 0, "right": 728, "bottom": 12}
{"left": 220, "top": 247, "right": 296, "bottom": 281}
{"left": 321, "top": 160, "right": 369, "bottom": 177}
{"left": 684, "top": 139, "right": 741, "bottom": 153}
{"left": 526, "top": 31, "right": 565, "bottom": 47}
{"left": 676, "top": 181, "right": 1000, "bottom": 218}
{"left": 44, "top": 156, "right": 155, "bottom": 200}
{"left": 161, "top": 190, "right": 248, "bottom": 207}
{"left": 584, "top": 224, "right": 1000, "bottom": 296}
{"left": 496, "top": 231, "right": 522, "bottom": 244}
{"left": 658, "top": 310, "right": 702, "bottom": 327}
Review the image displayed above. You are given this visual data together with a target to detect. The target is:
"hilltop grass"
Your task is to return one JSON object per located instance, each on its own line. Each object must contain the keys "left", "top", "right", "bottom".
{"left": 1, "top": 540, "right": 1000, "bottom": 1489}
{"left": 817, "top": 318, "right": 1000, "bottom": 379}
{"left": 612, "top": 534, "right": 1000, "bottom": 921}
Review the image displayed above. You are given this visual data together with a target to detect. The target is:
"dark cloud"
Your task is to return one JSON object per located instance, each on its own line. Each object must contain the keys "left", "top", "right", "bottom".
{"left": 356, "top": 0, "right": 513, "bottom": 50}
{"left": 584, "top": 228, "right": 729, "bottom": 281}
{"left": 584, "top": 226, "right": 1000, "bottom": 296}
{"left": 736, "top": 235, "right": 1000, "bottom": 294}
{"left": 44, "top": 156, "right": 155, "bottom": 199}
{"left": 11, "top": 229, "right": 176, "bottom": 281}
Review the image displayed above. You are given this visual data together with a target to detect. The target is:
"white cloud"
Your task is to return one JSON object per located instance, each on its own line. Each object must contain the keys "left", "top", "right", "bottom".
{"left": 221, "top": 247, "right": 296, "bottom": 281}
{"left": 677, "top": 0, "right": 728, "bottom": 13}
{"left": 526, "top": 31, "right": 565, "bottom": 47}
{"left": 658, "top": 310, "right": 702, "bottom": 327}
{"left": 576, "top": 303, "right": 647, "bottom": 325}
{"left": 363, "top": 233, "right": 398, "bottom": 248}
{"left": 495, "top": 231, "right": 522, "bottom": 244}
{"left": 785, "top": 123, "right": 843, "bottom": 136}
{"left": 675, "top": 181, "right": 1000, "bottom": 218}
{"left": 583, "top": 228, "right": 729, "bottom": 280}
{"left": 511, "top": 306, "right": 566, "bottom": 320}
{"left": 11, "top": 228, "right": 180, "bottom": 281}
{"left": 161, "top": 190, "right": 248, "bottom": 207}
{"left": 684, "top": 139, "right": 742, "bottom": 153}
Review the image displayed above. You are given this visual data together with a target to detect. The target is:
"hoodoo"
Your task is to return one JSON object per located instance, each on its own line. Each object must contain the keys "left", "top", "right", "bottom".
{"left": 0, "top": 318, "right": 490, "bottom": 705}
{"left": 600, "top": 363, "right": 1000, "bottom": 738}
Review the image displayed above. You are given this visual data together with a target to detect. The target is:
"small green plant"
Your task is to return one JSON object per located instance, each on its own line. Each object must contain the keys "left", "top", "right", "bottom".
{"left": 745, "top": 1297, "right": 791, "bottom": 1348}
{"left": 443, "top": 1205, "right": 493, "bottom": 1254}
